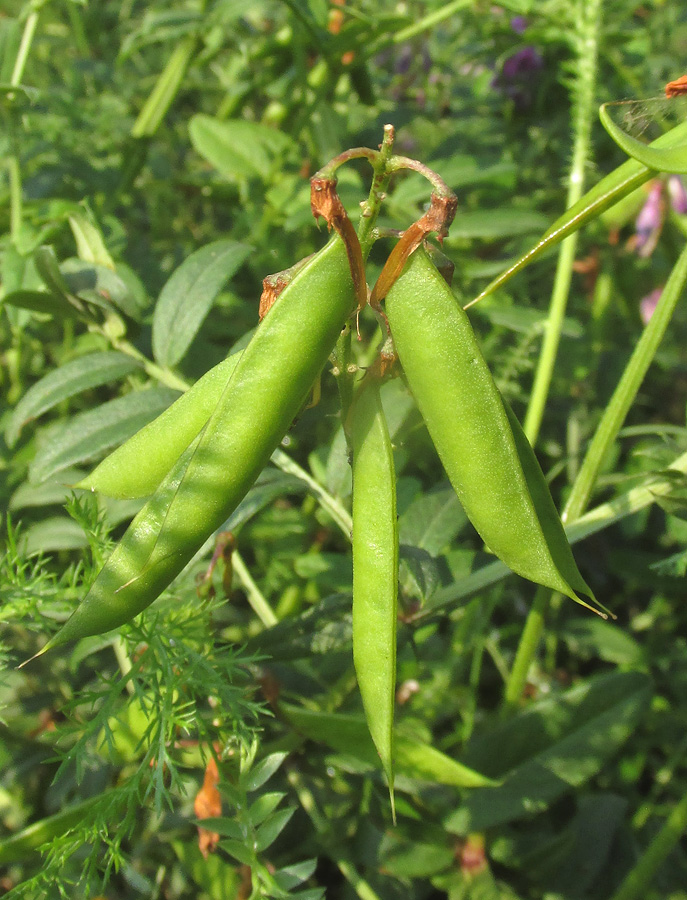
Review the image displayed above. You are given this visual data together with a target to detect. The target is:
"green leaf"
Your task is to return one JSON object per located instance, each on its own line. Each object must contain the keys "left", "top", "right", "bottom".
{"left": 398, "top": 483, "right": 467, "bottom": 556}
{"left": 561, "top": 617, "right": 643, "bottom": 665}
{"left": 218, "top": 838, "right": 254, "bottom": 867}
{"left": 281, "top": 704, "right": 496, "bottom": 788}
{"left": 243, "top": 752, "right": 288, "bottom": 792}
{"left": 189, "top": 114, "right": 295, "bottom": 184}
{"left": 7, "top": 351, "right": 141, "bottom": 447}
{"left": 34, "top": 246, "right": 78, "bottom": 304}
{"left": 196, "top": 818, "right": 245, "bottom": 841}
{"left": 248, "top": 792, "right": 287, "bottom": 827}
{"left": 29, "top": 388, "right": 179, "bottom": 483}
{"left": 171, "top": 840, "right": 240, "bottom": 900}
{"left": 444, "top": 208, "right": 549, "bottom": 241}
{"left": 68, "top": 212, "right": 116, "bottom": 268}
{"left": 62, "top": 260, "right": 143, "bottom": 322}
{"left": 20, "top": 517, "right": 90, "bottom": 555}
{"left": 152, "top": 240, "right": 251, "bottom": 368}
{"left": 273, "top": 859, "right": 318, "bottom": 891}
{"left": 600, "top": 100, "right": 687, "bottom": 174}
{"left": 0, "top": 795, "right": 104, "bottom": 865}
{"left": 254, "top": 806, "right": 296, "bottom": 852}
{"left": 1, "top": 289, "right": 77, "bottom": 320}
{"left": 445, "top": 672, "right": 651, "bottom": 833}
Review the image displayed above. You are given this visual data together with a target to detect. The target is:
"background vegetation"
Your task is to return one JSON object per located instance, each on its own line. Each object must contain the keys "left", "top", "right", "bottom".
{"left": 1, "top": 1, "right": 687, "bottom": 898}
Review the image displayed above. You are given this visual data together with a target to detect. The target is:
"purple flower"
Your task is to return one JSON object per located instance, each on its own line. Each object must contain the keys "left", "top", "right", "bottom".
{"left": 633, "top": 181, "right": 664, "bottom": 258}
{"left": 501, "top": 46, "right": 543, "bottom": 79}
{"left": 640, "top": 287, "right": 662, "bottom": 325}
{"left": 510, "top": 16, "right": 528, "bottom": 34}
{"left": 491, "top": 46, "right": 543, "bottom": 109}
{"left": 395, "top": 43, "right": 413, "bottom": 75}
{"left": 668, "top": 175, "right": 687, "bottom": 214}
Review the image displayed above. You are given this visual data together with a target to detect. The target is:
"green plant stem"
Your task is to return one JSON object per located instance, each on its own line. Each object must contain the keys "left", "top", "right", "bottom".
{"left": 563, "top": 241, "right": 687, "bottom": 522}
{"left": 358, "top": 124, "right": 396, "bottom": 259}
{"left": 524, "top": 0, "right": 602, "bottom": 446}
{"left": 506, "top": 0, "right": 602, "bottom": 709}
{"left": 6, "top": 9, "right": 40, "bottom": 245}
{"left": 389, "top": 0, "right": 474, "bottom": 44}
{"left": 286, "top": 769, "right": 383, "bottom": 900}
{"left": 271, "top": 448, "right": 353, "bottom": 538}
{"left": 108, "top": 336, "right": 191, "bottom": 392}
{"left": 502, "top": 586, "right": 552, "bottom": 711}
{"left": 609, "top": 788, "right": 687, "bottom": 900}
{"left": 131, "top": 35, "right": 198, "bottom": 138}
{"left": 232, "top": 550, "right": 277, "bottom": 627}
{"left": 8, "top": 155, "right": 23, "bottom": 244}
{"left": 336, "top": 124, "right": 396, "bottom": 430}
{"left": 10, "top": 9, "right": 39, "bottom": 87}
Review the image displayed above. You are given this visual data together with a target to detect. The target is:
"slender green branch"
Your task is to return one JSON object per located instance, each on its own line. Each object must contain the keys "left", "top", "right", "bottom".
{"left": 8, "top": 155, "right": 23, "bottom": 244}
{"left": 232, "top": 551, "right": 277, "bottom": 627}
{"left": 10, "top": 9, "right": 39, "bottom": 87}
{"left": 609, "top": 788, "right": 687, "bottom": 900}
{"left": 524, "top": 0, "right": 602, "bottom": 446}
{"left": 563, "top": 242, "right": 687, "bottom": 522}
{"left": 131, "top": 35, "right": 198, "bottom": 138}
{"left": 271, "top": 448, "right": 353, "bottom": 538}
{"left": 388, "top": 0, "right": 474, "bottom": 45}
{"left": 358, "top": 124, "right": 396, "bottom": 258}
{"left": 502, "top": 587, "right": 553, "bottom": 711}
{"left": 107, "top": 335, "right": 191, "bottom": 392}
{"left": 506, "top": 0, "right": 603, "bottom": 709}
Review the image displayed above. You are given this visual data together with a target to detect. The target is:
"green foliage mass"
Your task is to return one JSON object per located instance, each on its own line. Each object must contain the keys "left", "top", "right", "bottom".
{"left": 2, "top": 1, "right": 687, "bottom": 899}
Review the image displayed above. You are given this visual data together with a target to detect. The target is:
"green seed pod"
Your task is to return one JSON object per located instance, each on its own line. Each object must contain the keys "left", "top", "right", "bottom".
{"left": 349, "top": 375, "right": 398, "bottom": 815}
{"left": 385, "top": 247, "right": 598, "bottom": 611}
{"left": 34, "top": 237, "right": 356, "bottom": 655}
{"left": 78, "top": 352, "right": 244, "bottom": 499}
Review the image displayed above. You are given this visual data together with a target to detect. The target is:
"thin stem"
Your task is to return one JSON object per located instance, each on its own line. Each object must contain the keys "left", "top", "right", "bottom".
{"left": 358, "top": 124, "right": 396, "bottom": 259}
{"left": 609, "top": 788, "right": 687, "bottom": 900}
{"left": 131, "top": 35, "right": 198, "bottom": 138}
{"left": 502, "top": 587, "right": 552, "bottom": 711}
{"left": 108, "top": 336, "right": 191, "bottom": 392}
{"left": 387, "top": 155, "right": 454, "bottom": 199}
{"left": 524, "top": 0, "right": 602, "bottom": 446}
{"left": 10, "top": 10, "right": 39, "bottom": 87}
{"left": 506, "top": 0, "right": 603, "bottom": 710}
{"left": 8, "top": 155, "right": 23, "bottom": 244}
{"left": 271, "top": 448, "right": 353, "bottom": 538}
{"left": 313, "top": 148, "right": 378, "bottom": 183}
{"left": 231, "top": 551, "right": 277, "bottom": 627}
{"left": 563, "top": 241, "right": 687, "bottom": 522}
{"left": 388, "top": 0, "right": 474, "bottom": 45}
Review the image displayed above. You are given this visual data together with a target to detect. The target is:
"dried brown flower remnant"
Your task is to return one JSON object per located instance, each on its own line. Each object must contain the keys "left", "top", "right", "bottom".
{"left": 455, "top": 834, "right": 488, "bottom": 876}
{"left": 310, "top": 176, "right": 368, "bottom": 311}
{"left": 260, "top": 273, "right": 291, "bottom": 320}
{"left": 370, "top": 192, "right": 458, "bottom": 305}
{"left": 194, "top": 755, "right": 221, "bottom": 857}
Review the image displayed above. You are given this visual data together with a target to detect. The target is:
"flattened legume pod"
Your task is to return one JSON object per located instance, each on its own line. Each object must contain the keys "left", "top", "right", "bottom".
{"left": 78, "top": 351, "right": 244, "bottom": 499}
{"left": 35, "top": 236, "right": 356, "bottom": 654}
{"left": 385, "top": 247, "right": 598, "bottom": 610}
{"left": 349, "top": 375, "right": 398, "bottom": 813}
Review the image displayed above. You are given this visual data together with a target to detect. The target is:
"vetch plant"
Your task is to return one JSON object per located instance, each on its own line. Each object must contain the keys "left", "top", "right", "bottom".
{"left": 23, "top": 128, "right": 605, "bottom": 812}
